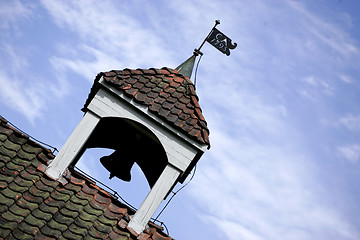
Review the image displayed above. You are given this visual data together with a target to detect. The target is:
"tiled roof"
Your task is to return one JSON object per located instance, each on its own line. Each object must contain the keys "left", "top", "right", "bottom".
{"left": 0, "top": 117, "right": 173, "bottom": 240}
{"left": 84, "top": 67, "right": 210, "bottom": 147}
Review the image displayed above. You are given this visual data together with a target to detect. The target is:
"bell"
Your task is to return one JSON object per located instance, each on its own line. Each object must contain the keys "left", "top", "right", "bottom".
{"left": 100, "top": 150, "right": 135, "bottom": 181}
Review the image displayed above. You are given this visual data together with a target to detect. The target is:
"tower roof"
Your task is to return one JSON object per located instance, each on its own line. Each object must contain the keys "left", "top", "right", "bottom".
{"left": 84, "top": 67, "right": 210, "bottom": 147}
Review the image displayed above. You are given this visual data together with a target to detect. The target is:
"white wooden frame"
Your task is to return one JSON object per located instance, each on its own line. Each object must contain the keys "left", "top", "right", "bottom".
{"left": 45, "top": 78, "right": 208, "bottom": 235}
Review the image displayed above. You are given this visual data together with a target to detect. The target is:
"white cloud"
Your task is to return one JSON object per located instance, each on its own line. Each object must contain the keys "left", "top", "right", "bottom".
{"left": 188, "top": 70, "right": 344, "bottom": 237}
{"left": 0, "top": 0, "right": 33, "bottom": 30}
{"left": 176, "top": 2, "right": 360, "bottom": 238}
{"left": 338, "top": 12, "right": 353, "bottom": 28}
{"left": 339, "top": 115, "right": 360, "bottom": 131}
{"left": 191, "top": 135, "right": 359, "bottom": 239}
{"left": 286, "top": 0, "right": 359, "bottom": 58}
{"left": 339, "top": 74, "right": 354, "bottom": 84}
{"left": 0, "top": 70, "right": 45, "bottom": 123}
{"left": 300, "top": 75, "right": 334, "bottom": 98}
{"left": 0, "top": 38, "right": 70, "bottom": 123}
{"left": 1, "top": 43, "right": 29, "bottom": 71}
{"left": 0, "top": 43, "right": 46, "bottom": 123}
{"left": 203, "top": 216, "right": 265, "bottom": 240}
{"left": 50, "top": 45, "right": 118, "bottom": 82}
{"left": 338, "top": 144, "right": 360, "bottom": 163}
{"left": 0, "top": 1, "right": 73, "bottom": 122}
{"left": 40, "top": 0, "right": 174, "bottom": 80}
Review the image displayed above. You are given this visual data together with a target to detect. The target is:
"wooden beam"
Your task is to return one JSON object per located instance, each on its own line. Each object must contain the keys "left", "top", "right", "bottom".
{"left": 127, "top": 164, "right": 181, "bottom": 235}
{"left": 45, "top": 111, "right": 100, "bottom": 180}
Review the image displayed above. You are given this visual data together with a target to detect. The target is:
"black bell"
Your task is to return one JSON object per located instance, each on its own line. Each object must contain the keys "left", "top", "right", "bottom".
{"left": 100, "top": 150, "right": 135, "bottom": 181}
{"left": 90, "top": 117, "right": 168, "bottom": 188}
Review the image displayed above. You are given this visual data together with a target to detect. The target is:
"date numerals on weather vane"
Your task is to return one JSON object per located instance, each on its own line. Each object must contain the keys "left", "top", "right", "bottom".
{"left": 206, "top": 28, "right": 237, "bottom": 56}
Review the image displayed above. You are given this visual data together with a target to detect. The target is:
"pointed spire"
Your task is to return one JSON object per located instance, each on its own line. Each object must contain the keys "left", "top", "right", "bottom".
{"left": 175, "top": 49, "right": 203, "bottom": 79}
{"left": 176, "top": 54, "right": 196, "bottom": 79}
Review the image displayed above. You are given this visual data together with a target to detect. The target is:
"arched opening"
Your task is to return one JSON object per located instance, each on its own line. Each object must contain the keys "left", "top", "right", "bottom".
{"left": 71, "top": 117, "right": 168, "bottom": 189}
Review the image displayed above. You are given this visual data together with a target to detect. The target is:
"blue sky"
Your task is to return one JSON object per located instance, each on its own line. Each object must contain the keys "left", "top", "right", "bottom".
{"left": 1, "top": 0, "right": 360, "bottom": 239}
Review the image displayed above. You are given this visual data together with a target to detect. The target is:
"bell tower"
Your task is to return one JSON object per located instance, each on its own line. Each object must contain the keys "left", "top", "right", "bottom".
{"left": 45, "top": 66, "right": 210, "bottom": 236}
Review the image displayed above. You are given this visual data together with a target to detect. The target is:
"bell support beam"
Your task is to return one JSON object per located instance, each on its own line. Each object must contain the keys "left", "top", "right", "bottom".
{"left": 45, "top": 111, "right": 100, "bottom": 180}
{"left": 127, "top": 163, "right": 180, "bottom": 235}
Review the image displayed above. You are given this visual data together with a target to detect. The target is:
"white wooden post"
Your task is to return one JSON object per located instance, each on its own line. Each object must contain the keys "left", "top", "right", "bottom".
{"left": 127, "top": 164, "right": 181, "bottom": 235}
{"left": 45, "top": 111, "right": 100, "bottom": 180}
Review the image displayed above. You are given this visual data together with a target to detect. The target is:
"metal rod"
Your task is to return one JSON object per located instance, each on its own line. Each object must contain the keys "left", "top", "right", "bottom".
{"left": 196, "top": 20, "right": 220, "bottom": 52}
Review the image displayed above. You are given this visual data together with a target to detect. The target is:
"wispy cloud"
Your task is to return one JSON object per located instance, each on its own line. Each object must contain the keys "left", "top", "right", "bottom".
{"left": 339, "top": 115, "right": 360, "bottom": 132}
{"left": 303, "top": 76, "right": 334, "bottom": 94}
{"left": 50, "top": 45, "right": 124, "bottom": 82}
{"left": 287, "top": 0, "right": 359, "bottom": 58}
{"left": 339, "top": 74, "right": 354, "bottom": 84}
{"left": 0, "top": 42, "right": 46, "bottom": 123}
{"left": 181, "top": 1, "right": 360, "bottom": 239}
{"left": 0, "top": 70, "right": 44, "bottom": 123}
{"left": 0, "top": 0, "right": 33, "bottom": 31}
{"left": 0, "top": 1, "right": 71, "bottom": 123}
{"left": 40, "top": 0, "right": 175, "bottom": 81}
{"left": 1, "top": 43, "right": 29, "bottom": 71}
{"left": 338, "top": 144, "right": 360, "bottom": 163}
{"left": 191, "top": 133, "right": 359, "bottom": 239}
{"left": 299, "top": 75, "right": 335, "bottom": 100}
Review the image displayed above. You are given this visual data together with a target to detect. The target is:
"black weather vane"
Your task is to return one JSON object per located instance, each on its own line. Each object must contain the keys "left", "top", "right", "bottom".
{"left": 176, "top": 20, "right": 237, "bottom": 86}
{"left": 196, "top": 20, "right": 237, "bottom": 56}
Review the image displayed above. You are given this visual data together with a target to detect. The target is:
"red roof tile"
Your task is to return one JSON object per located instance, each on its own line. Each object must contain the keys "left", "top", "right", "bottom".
{"left": 0, "top": 117, "right": 173, "bottom": 240}
{"left": 84, "top": 67, "right": 210, "bottom": 147}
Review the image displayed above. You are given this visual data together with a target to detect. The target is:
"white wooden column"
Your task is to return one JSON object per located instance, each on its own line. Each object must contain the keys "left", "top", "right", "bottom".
{"left": 127, "top": 164, "right": 181, "bottom": 235}
{"left": 45, "top": 111, "right": 100, "bottom": 180}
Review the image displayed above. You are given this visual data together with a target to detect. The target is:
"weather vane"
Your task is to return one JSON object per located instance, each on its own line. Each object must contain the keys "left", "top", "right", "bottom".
{"left": 196, "top": 20, "right": 237, "bottom": 56}
{"left": 176, "top": 20, "right": 237, "bottom": 83}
